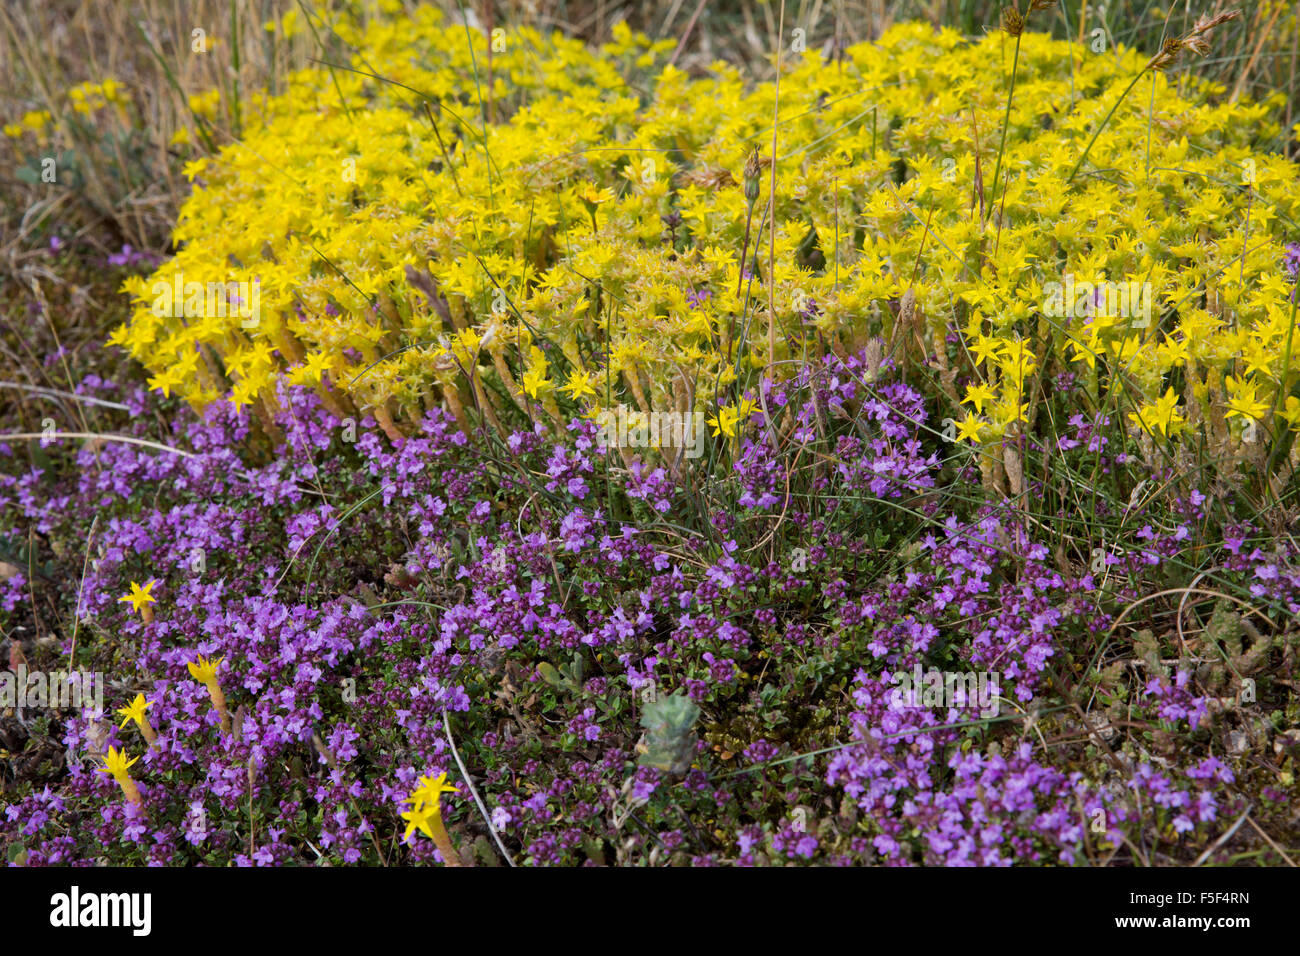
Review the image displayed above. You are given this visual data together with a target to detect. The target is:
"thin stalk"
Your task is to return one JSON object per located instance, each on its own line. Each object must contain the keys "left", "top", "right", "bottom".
{"left": 294, "top": 0, "right": 354, "bottom": 121}
{"left": 133, "top": 19, "right": 218, "bottom": 152}
{"left": 768, "top": 0, "right": 787, "bottom": 369}
{"left": 1264, "top": 283, "right": 1300, "bottom": 481}
{"left": 1067, "top": 68, "right": 1148, "bottom": 183}
{"left": 986, "top": 31, "right": 1022, "bottom": 223}
{"left": 229, "top": 0, "right": 242, "bottom": 138}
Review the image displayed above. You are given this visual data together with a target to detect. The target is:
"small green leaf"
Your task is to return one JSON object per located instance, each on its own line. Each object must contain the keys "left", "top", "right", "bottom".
{"left": 537, "top": 661, "right": 564, "bottom": 688}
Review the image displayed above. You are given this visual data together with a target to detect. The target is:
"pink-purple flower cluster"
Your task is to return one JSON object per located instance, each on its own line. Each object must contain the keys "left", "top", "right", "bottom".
{"left": 0, "top": 348, "right": 1288, "bottom": 866}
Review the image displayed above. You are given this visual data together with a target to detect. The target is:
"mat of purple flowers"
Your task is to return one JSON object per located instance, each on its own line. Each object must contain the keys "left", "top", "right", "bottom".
{"left": 1, "top": 350, "right": 1296, "bottom": 866}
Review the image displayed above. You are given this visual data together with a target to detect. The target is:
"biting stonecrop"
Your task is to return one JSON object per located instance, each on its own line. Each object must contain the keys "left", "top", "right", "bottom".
{"left": 187, "top": 654, "right": 231, "bottom": 734}
{"left": 110, "top": 7, "right": 1300, "bottom": 471}
{"left": 3, "top": 79, "right": 130, "bottom": 139}
{"left": 401, "top": 772, "right": 462, "bottom": 866}
{"left": 96, "top": 746, "right": 143, "bottom": 806}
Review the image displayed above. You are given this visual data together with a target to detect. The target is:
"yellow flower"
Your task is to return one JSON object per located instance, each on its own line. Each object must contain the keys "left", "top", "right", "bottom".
{"left": 302, "top": 351, "right": 334, "bottom": 382}
{"left": 707, "top": 410, "right": 735, "bottom": 439}
{"left": 401, "top": 773, "right": 462, "bottom": 865}
{"left": 119, "top": 580, "right": 158, "bottom": 617}
{"left": 1068, "top": 336, "right": 1100, "bottom": 371}
{"left": 189, "top": 655, "right": 232, "bottom": 735}
{"left": 96, "top": 746, "right": 143, "bottom": 805}
{"left": 401, "top": 803, "right": 439, "bottom": 842}
{"left": 1278, "top": 395, "right": 1300, "bottom": 430}
{"left": 961, "top": 382, "right": 997, "bottom": 414}
{"left": 996, "top": 340, "right": 1038, "bottom": 376}
{"left": 522, "top": 346, "right": 553, "bottom": 399}
{"left": 95, "top": 11, "right": 1300, "bottom": 460}
{"left": 1109, "top": 335, "right": 1143, "bottom": 365}
{"left": 562, "top": 369, "right": 599, "bottom": 401}
{"left": 1224, "top": 376, "right": 1269, "bottom": 422}
{"left": 955, "top": 413, "right": 986, "bottom": 444}
{"left": 230, "top": 380, "right": 259, "bottom": 411}
{"left": 21, "top": 109, "right": 51, "bottom": 131}
{"left": 1128, "top": 387, "right": 1186, "bottom": 438}
{"left": 147, "top": 368, "right": 183, "bottom": 399}
{"left": 117, "top": 693, "right": 159, "bottom": 746}
{"left": 993, "top": 400, "right": 1030, "bottom": 427}
{"left": 522, "top": 367, "right": 553, "bottom": 399}
{"left": 576, "top": 184, "right": 615, "bottom": 207}
{"left": 97, "top": 745, "right": 139, "bottom": 779}
{"left": 707, "top": 399, "right": 755, "bottom": 439}
{"left": 117, "top": 693, "right": 148, "bottom": 729}
{"left": 968, "top": 334, "right": 1004, "bottom": 367}
{"left": 405, "top": 772, "right": 460, "bottom": 816}
{"left": 187, "top": 654, "right": 224, "bottom": 683}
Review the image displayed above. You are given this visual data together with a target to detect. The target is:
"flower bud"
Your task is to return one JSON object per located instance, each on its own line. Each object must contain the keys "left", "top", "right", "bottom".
{"left": 743, "top": 149, "right": 762, "bottom": 204}
{"left": 1002, "top": 6, "right": 1025, "bottom": 36}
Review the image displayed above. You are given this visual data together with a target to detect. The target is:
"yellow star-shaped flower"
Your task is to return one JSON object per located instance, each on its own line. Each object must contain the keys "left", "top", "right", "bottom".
{"left": 968, "top": 334, "right": 1004, "bottom": 367}
{"left": 1278, "top": 395, "right": 1300, "bottom": 429}
{"left": 147, "top": 368, "right": 182, "bottom": 399}
{"left": 562, "top": 369, "right": 599, "bottom": 402}
{"left": 962, "top": 382, "right": 997, "bottom": 414}
{"left": 117, "top": 693, "right": 149, "bottom": 730}
{"left": 187, "top": 654, "right": 224, "bottom": 683}
{"left": 401, "top": 772, "right": 460, "bottom": 843}
{"left": 1224, "top": 376, "right": 1269, "bottom": 422}
{"left": 955, "top": 412, "right": 986, "bottom": 444}
{"left": 96, "top": 745, "right": 139, "bottom": 780}
{"left": 401, "top": 803, "right": 438, "bottom": 843}
{"left": 230, "top": 379, "right": 259, "bottom": 411}
{"left": 522, "top": 366, "right": 553, "bottom": 399}
{"left": 1128, "top": 387, "right": 1186, "bottom": 438}
{"left": 405, "top": 772, "right": 460, "bottom": 815}
{"left": 522, "top": 346, "right": 553, "bottom": 399}
{"left": 707, "top": 398, "right": 755, "bottom": 438}
{"left": 118, "top": 580, "right": 158, "bottom": 615}
{"left": 576, "top": 183, "right": 615, "bottom": 207}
